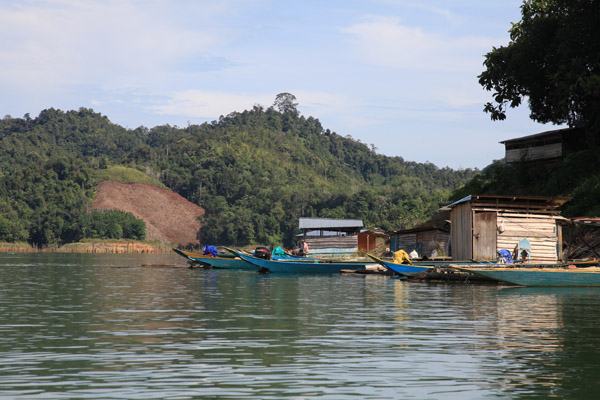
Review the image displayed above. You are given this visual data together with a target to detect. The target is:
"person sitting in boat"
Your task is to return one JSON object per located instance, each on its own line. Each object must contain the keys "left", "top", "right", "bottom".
{"left": 291, "top": 240, "right": 310, "bottom": 256}
{"left": 393, "top": 249, "right": 412, "bottom": 265}
{"left": 382, "top": 248, "right": 393, "bottom": 257}
{"left": 202, "top": 245, "right": 218, "bottom": 257}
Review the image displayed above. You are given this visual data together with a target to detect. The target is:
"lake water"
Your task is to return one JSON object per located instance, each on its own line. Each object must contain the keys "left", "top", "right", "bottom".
{"left": 1, "top": 253, "right": 600, "bottom": 399}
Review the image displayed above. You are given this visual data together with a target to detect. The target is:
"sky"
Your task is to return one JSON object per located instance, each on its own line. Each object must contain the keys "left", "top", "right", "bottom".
{"left": 0, "top": 0, "right": 559, "bottom": 170}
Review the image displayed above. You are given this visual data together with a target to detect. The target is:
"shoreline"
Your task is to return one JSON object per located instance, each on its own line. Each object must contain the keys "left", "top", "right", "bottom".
{"left": 0, "top": 241, "right": 174, "bottom": 254}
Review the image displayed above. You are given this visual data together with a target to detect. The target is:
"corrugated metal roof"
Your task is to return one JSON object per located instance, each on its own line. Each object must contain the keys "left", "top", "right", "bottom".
{"left": 296, "top": 230, "right": 349, "bottom": 237}
{"left": 440, "top": 195, "right": 471, "bottom": 210}
{"left": 440, "top": 194, "right": 571, "bottom": 211}
{"left": 299, "top": 218, "right": 363, "bottom": 230}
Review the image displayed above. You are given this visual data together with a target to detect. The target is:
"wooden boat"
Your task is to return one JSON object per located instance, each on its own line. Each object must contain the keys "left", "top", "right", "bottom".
{"left": 172, "top": 248, "right": 256, "bottom": 270}
{"left": 453, "top": 263, "right": 600, "bottom": 287}
{"left": 226, "top": 248, "right": 376, "bottom": 273}
{"left": 367, "top": 254, "right": 432, "bottom": 276}
{"left": 411, "top": 260, "right": 495, "bottom": 266}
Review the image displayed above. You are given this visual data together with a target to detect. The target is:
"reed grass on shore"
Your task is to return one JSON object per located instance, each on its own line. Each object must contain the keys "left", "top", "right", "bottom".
{"left": 0, "top": 240, "right": 173, "bottom": 254}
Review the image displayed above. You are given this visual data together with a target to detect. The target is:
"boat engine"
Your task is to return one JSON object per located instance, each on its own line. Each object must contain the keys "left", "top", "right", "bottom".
{"left": 254, "top": 247, "right": 271, "bottom": 260}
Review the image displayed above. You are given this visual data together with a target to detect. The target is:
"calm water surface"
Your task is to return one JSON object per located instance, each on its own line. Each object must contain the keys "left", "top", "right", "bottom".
{"left": 2, "top": 253, "right": 600, "bottom": 399}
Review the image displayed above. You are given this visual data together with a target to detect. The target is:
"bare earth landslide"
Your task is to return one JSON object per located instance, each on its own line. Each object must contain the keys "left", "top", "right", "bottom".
{"left": 91, "top": 180, "right": 204, "bottom": 246}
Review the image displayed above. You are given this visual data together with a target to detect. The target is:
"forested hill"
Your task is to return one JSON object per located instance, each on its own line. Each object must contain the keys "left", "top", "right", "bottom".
{"left": 0, "top": 106, "right": 477, "bottom": 247}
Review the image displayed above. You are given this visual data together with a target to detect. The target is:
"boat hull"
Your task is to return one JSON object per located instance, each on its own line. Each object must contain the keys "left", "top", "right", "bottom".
{"left": 172, "top": 248, "right": 255, "bottom": 270}
{"left": 228, "top": 248, "right": 374, "bottom": 273}
{"left": 367, "top": 254, "right": 430, "bottom": 276}
{"left": 454, "top": 266, "right": 600, "bottom": 287}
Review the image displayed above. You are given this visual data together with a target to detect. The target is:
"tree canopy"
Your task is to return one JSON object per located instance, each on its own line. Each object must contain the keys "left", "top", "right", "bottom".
{"left": 479, "top": 0, "right": 600, "bottom": 141}
{"left": 273, "top": 92, "right": 299, "bottom": 115}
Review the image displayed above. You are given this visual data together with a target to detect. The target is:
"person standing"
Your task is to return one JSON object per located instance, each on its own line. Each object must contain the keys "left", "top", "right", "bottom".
{"left": 302, "top": 240, "right": 309, "bottom": 256}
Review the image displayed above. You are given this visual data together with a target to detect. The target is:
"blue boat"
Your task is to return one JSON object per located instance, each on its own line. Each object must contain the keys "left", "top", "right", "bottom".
{"left": 367, "top": 254, "right": 431, "bottom": 276}
{"left": 172, "top": 248, "right": 256, "bottom": 270}
{"left": 453, "top": 263, "right": 600, "bottom": 287}
{"left": 226, "top": 248, "right": 375, "bottom": 273}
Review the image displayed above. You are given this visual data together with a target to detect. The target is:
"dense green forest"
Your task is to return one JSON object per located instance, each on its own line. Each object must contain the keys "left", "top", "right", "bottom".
{"left": 0, "top": 105, "right": 477, "bottom": 248}
{"left": 0, "top": 155, "right": 146, "bottom": 246}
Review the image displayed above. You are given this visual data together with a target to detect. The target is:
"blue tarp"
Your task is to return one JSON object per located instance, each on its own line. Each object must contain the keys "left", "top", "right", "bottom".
{"left": 497, "top": 249, "right": 513, "bottom": 264}
{"left": 203, "top": 245, "right": 218, "bottom": 257}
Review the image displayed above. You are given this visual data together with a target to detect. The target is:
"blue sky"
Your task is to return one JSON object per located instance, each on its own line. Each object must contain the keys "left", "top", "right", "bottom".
{"left": 0, "top": 0, "right": 557, "bottom": 169}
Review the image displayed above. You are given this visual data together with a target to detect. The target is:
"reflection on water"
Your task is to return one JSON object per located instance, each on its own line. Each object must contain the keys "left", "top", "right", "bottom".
{"left": 1, "top": 253, "right": 600, "bottom": 399}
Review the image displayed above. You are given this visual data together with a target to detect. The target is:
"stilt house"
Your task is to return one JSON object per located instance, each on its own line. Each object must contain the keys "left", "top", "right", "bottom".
{"left": 501, "top": 127, "right": 586, "bottom": 164}
{"left": 442, "top": 195, "right": 570, "bottom": 262}
{"left": 299, "top": 218, "right": 363, "bottom": 257}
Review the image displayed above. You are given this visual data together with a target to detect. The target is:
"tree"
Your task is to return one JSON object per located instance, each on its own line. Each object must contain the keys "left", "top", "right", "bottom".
{"left": 479, "top": 0, "right": 600, "bottom": 140}
{"left": 273, "top": 92, "right": 299, "bottom": 115}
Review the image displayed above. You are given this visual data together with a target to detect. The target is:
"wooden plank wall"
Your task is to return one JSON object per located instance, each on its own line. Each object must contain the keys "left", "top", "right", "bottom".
{"left": 497, "top": 212, "right": 559, "bottom": 263}
{"left": 451, "top": 202, "right": 472, "bottom": 261}
{"left": 417, "top": 230, "right": 450, "bottom": 257}
{"left": 505, "top": 143, "right": 562, "bottom": 163}
{"left": 394, "top": 233, "right": 417, "bottom": 252}
{"left": 306, "top": 236, "right": 358, "bottom": 250}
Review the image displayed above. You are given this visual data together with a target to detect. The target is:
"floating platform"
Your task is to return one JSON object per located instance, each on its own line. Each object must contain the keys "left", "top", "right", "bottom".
{"left": 342, "top": 265, "right": 497, "bottom": 283}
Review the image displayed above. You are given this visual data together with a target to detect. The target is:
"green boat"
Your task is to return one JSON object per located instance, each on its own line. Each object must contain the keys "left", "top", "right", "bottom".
{"left": 226, "top": 248, "right": 376, "bottom": 274}
{"left": 172, "top": 248, "right": 256, "bottom": 270}
{"left": 453, "top": 262, "right": 600, "bottom": 287}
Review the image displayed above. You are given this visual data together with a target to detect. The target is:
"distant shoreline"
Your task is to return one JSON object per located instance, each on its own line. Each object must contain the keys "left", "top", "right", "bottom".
{"left": 0, "top": 240, "right": 174, "bottom": 254}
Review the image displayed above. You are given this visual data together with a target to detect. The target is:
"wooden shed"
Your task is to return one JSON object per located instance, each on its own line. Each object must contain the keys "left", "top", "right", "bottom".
{"left": 442, "top": 195, "right": 570, "bottom": 262}
{"left": 358, "top": 228, "right": 388, "bottom": 254}
{"left": 299, "top": 218, "right": 363, "bottom": 257}
{"left": 501, "top": 127, "right": 585, "bottom": 164}
{"left": 390, "top": 227, "right": 450, "bottom": 259}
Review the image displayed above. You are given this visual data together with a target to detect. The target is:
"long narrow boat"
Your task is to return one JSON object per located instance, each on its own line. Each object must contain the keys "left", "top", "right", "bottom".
{"left": 367, "top": 254, "right": 432, "bottom": 276}
{"left": 226, "top": 248, "right": 376, "bottom": 273}
{"left": 172, "top": 248, "right": 256, "bottom": 270}
{"left": 453, "top": 264, "right": 600, "bottom": 287}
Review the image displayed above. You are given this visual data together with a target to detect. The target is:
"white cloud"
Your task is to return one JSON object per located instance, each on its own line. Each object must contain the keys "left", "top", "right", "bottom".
{"left": 150, "top": 90, "right": 272, "bottom": 118}
{"left": 0, "top": 1, "right": 224, "bottom": 90}
{"left": 342, "top": 16, "right": 493, "bottom": 73}
{"left": 294, "top": 90, "right": 376, "bottom": 129}
{"left": 294, "top": 90, "right": 355, "bottom": 117}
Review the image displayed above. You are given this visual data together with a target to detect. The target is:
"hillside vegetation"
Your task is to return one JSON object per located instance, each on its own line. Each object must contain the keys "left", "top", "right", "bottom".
{"left": 93, "top": 166, "right": 166, "bottom": 188}
{"left": 0, "top": 106, "right": 477, "bottom": 248}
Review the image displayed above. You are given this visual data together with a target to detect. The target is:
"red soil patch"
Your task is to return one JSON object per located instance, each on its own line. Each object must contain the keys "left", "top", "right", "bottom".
{"left": 91, "top": 180, "right": 204, "bottom": 246}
